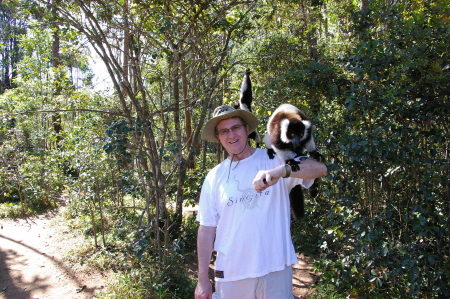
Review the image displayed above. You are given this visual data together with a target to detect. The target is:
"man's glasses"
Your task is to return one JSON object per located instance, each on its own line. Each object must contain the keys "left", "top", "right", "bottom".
{"left": 216, "top": 124, "right": 245, "bottom": 138}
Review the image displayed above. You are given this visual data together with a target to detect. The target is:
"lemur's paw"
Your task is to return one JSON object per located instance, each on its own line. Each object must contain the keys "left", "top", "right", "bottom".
{"left": 267, "top": 148, "right": 275, "bottom": 159}
{"left": 309, "top": 151, "right": 325, "bottom": 163}
{"left": 286, "top": 159, "right": 301, "bottom": 172}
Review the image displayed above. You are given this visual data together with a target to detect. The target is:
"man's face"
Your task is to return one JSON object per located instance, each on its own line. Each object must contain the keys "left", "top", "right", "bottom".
{"left": 215, "top": 117, "right": 249, "bottom": 155}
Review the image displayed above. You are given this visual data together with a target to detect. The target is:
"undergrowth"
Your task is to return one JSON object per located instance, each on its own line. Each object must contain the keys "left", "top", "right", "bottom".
{"left": 60, "top": 198, "right": 199, "bottom": 298}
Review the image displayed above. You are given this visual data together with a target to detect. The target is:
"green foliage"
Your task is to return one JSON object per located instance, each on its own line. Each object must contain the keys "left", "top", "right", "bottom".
{"left": 0, "top": 151, "right": 63, "bottom": 217}
{"left": 291, "top": 204, "right": 325, "bottom": 255}
{"left": 0, "top": 115, "right": 64, "bottom": 217}
{"left": 309, "top": 283, "right": 346, "bottom": 299}
{"left": 99, "top": 264, "right": 196, "bottom": 299}
{"left": 73, "top": 212, "right": 199, "bottom": 299}
{"left": 104, "top": 118, "right": 135, "bottom": 165}
{"left": 116, "top": 216, "right": 198, "bottom": 298}
{"left": 0, "top": 0, "right": 27, "bottom": 94}
{"left": 310, "top": 3, "right": 449, "bottom": 298}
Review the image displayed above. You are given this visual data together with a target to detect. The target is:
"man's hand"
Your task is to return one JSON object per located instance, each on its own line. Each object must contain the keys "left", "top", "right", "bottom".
{"left": 195, "top": 280, "right": 212, "bottom": 299}
{"left": 252, "top": 166, "right": 283, "bottom": 193}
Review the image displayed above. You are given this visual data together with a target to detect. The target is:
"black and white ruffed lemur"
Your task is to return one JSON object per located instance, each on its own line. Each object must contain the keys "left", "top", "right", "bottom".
{"left": 234, "top": 69, "right": 261, "bottom": 147}
{"left": 264, "top": 103, "right": 325, "bottom": 219}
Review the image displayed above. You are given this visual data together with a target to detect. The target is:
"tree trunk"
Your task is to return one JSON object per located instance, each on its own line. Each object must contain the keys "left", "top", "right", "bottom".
{"left": 51, "top": 2, "right": 63, "bottom": 148}
{"left": 172, "top": 44, "right": 188, "bottom": 236}
{"left": 181, "top": 58, "right": 195, "bottom": 169}
{"left": 122, "top": 0, "right": 130, "bottom": 97}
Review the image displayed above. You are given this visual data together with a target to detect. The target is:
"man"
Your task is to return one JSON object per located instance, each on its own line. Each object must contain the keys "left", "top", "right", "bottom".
{"left": 195, "top": 105, "right": 327, "bottom": 299}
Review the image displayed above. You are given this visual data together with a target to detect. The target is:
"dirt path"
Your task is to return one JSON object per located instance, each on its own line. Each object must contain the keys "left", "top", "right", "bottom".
{"left": 292, "top": 255, "right": 317, "bottom": 298}
{"left": 0, "top": 210, "right": 110, "bottom": 299}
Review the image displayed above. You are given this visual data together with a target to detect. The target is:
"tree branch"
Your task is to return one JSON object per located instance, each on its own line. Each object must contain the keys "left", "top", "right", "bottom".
{"left": 1, "top": 109, "right": 131, "bottom": 118}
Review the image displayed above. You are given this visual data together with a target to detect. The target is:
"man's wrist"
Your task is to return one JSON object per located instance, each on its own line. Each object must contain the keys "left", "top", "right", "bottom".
{"left": 283, "top": 164, "right": 292, "bottom": 178}
{"left": 197, "top": 275, "right": 210, "bottom": 284}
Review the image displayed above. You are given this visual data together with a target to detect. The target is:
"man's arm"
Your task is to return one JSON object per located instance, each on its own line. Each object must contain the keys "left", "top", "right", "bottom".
{"left": 252, "top": 158, "right": 327, "bottom": 193}
{"left": 195, "top": 225, "right": 216, "bottom": 299}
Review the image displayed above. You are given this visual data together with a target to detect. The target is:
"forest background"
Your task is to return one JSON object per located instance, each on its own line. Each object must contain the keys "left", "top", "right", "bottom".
{"left": 0, "top": 0, "right": 449, "bottom": 298}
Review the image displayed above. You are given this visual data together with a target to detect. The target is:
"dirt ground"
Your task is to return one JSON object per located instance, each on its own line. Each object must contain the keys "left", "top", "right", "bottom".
{"left": 1, "top": 206, "right": 316, "bottom": 299}
{"left": 291, "top": 255, "right": 317, "bottom": 298}
{"left": 0, "top": 209, "right": 111, "bottom": 299}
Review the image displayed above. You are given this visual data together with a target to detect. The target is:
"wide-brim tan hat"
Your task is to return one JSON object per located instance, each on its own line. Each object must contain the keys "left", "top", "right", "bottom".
{"left": 202, "top": 105, "right": 259, "bottom": 143}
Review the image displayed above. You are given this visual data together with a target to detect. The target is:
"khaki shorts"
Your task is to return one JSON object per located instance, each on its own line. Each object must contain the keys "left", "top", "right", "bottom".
{"left": 213, "top": 266, "right": 294, "bottom": 299}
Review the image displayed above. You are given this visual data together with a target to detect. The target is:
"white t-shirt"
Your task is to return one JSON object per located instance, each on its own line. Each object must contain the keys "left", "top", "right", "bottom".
{"left": 196, "top": 148, "right": 314, "bottom": 282}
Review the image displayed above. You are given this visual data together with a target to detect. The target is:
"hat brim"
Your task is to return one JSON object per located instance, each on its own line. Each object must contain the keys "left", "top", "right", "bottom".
{"left": 202, "top": 109, "right": 259, "bottom": 143}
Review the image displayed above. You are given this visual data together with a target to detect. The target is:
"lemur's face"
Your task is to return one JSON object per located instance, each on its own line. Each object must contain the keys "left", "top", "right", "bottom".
{"left": 285, "top": 121, "right": 305, "bottom": 147}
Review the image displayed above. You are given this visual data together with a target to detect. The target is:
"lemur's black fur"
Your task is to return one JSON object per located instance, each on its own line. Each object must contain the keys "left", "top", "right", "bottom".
{"left": 234, "top": 69, "right": 261, "bottom": 147}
